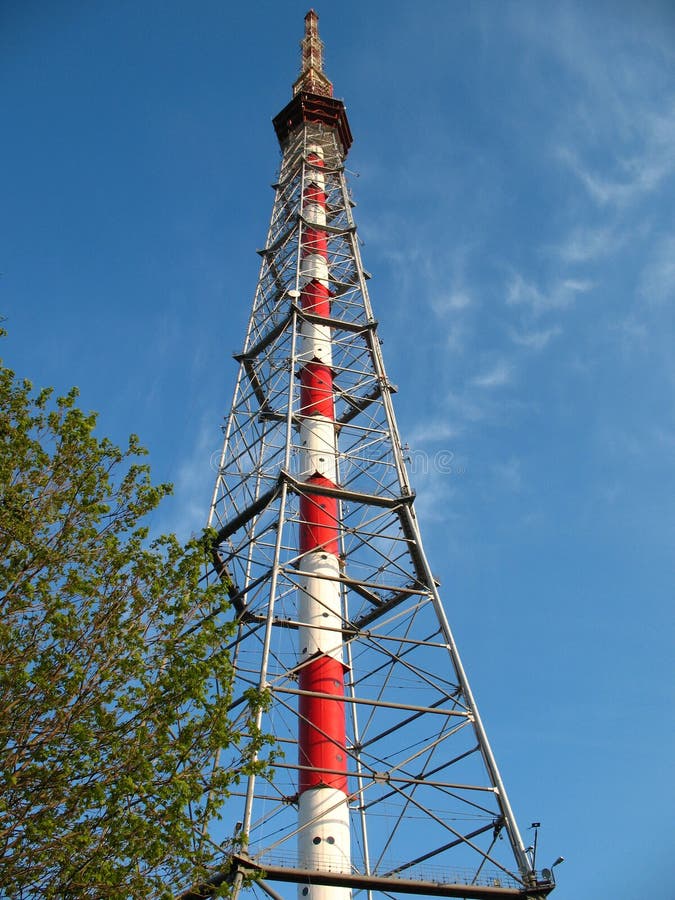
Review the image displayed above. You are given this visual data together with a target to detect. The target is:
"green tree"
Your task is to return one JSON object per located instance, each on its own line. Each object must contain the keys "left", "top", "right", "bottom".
{"left": 0, "top": 349, "right": 266, "bottom": 898}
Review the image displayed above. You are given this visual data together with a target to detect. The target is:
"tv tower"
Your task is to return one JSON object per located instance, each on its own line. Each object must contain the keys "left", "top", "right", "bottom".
{"left": 182, "top": 11, "right": 555, "bottom": 900}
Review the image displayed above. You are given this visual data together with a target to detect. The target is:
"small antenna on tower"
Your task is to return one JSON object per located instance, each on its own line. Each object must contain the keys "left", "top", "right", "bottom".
{"left": 293, "top": 9, "right": 333, "bottom": 97}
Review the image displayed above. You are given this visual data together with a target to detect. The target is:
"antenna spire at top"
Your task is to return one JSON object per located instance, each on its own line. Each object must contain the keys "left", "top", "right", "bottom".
{"left": 293, "top": 9, "right": 333, "bottom": 98}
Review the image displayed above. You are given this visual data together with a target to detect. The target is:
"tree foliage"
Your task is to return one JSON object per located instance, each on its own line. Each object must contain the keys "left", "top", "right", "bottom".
{"left": 0, "top": 350, "right": 266, "bottom": 898}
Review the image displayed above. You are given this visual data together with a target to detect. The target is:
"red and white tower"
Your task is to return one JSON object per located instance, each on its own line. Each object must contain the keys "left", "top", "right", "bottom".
{"left": 182, "top": 11, "right": 555, "bottom": 900}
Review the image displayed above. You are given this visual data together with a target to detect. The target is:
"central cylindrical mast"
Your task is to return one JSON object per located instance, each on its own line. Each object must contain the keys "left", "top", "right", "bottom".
{"left": 297, "top": 140, "right": 350, "bottom": 898}
{"left": 290, "top": 11, "right": 351, "bottom": 900}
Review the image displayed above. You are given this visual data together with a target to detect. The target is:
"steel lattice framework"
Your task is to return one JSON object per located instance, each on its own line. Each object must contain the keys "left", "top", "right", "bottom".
{"left": 179, "top": 12, "right": 554, "bottom": 900}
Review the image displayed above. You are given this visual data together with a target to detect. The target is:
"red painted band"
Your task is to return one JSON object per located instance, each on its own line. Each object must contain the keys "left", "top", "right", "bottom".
{"left": 301, "top": 227, "right": 328, "bottom": 258}
{"left": 298, "top": 654, "right": 348, "bottom": 794}
{"left": 300, "top": 362, "right": 334, "bottom": 419}
{"left": 304, "top": 183, "right": 327, "bottom": 207}
{"left": 299, "top": 479, "right": 339, "bottom": 555}
{"left": 301, "top": 280, "right": 331, "bottom": 317}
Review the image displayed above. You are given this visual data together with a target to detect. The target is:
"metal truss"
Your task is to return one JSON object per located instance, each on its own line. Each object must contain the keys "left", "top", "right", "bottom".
{"left": 182, "top": 123, "right": 553, "bottom": 900}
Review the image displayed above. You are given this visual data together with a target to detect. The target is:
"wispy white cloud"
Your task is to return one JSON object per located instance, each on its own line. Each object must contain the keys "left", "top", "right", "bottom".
{"left": 509, "top": 326, "right": 562, "bottom": 351}
{"left": 553, "top": 224, "right": 622, "bottom": 264}
{"left": 155, "top": 420, "right": 220, "bottom": 542}
{"left": 411, "top": 468, "right": 459, "bottom": 525}
{"left": 508, "top": 0, "right": 675, "bottom": 378}
{"left": 444, "top": 390, "right": 487, "bottom": 424}
{"left": 506, "top": 273, "right": 593, "bottom": 314}
{"left": 432, "top": 290, "right": 472, "bottom": 315}
{"left": 612, "top": 315, "right": 649, "bottom": 357}
{"left": 444, "top": 322, "right": 468, "bottom": 354}
{"left": 558, "top": 139, "right": 674, "bottom": 208}
{"left": 360, "top": 219, "right": 477, "bottom": 352}
{"left": 492, "top": 457, "right": 522, "bottom": 493}
{"left": 513, "top": 4, "right": 675, "bottom": 205}
{"left": 471, "top": 360, "right": 513, "bottom": 389}
{"left": 549, "top": 52, "right": 675, "bottom": 208}
{"left": 598, "top": 422, "right": 675, "bottom": 464}
{"left": 653, "top": 427, "right": 675, "bottom": 453}
{"left": 407, "top": 420, "right": 458, "bottom": 446}
{"left": 431, "top": 276, "right": 474, "bottom": 356}
{"left": 639, "top": 234, "right": 675, "bottom": 305}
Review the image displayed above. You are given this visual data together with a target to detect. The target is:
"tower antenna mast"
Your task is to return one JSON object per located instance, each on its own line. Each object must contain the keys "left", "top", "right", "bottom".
{"left": 180, "top": 12, "right": 555, "bottom": 900}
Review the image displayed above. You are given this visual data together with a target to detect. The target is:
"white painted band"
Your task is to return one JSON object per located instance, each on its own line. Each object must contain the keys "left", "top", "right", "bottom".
{"left": 306, "top": 145, "right": 326, "bottom": 191}
{"left": 301, "top": 253, "right": 329, "bottom": 284}
{"left": 298, "top": 416, "right": 337, "bottom": 482}
{"left": 299, "top": 321, "right": 333, "bottom": 366}
{"left": 298, "top": 552, "right": 342, "bottom": 661}
{"left": 303, "top": 201, "right": 327, "bottom": 227}
{"left": 298, "top": 786, "right": 350, "bottom": 874}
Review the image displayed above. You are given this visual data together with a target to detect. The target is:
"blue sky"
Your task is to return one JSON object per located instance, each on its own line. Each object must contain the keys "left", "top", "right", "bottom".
{"left": 2, "top": 1, "right": 674, "bottom": 896}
